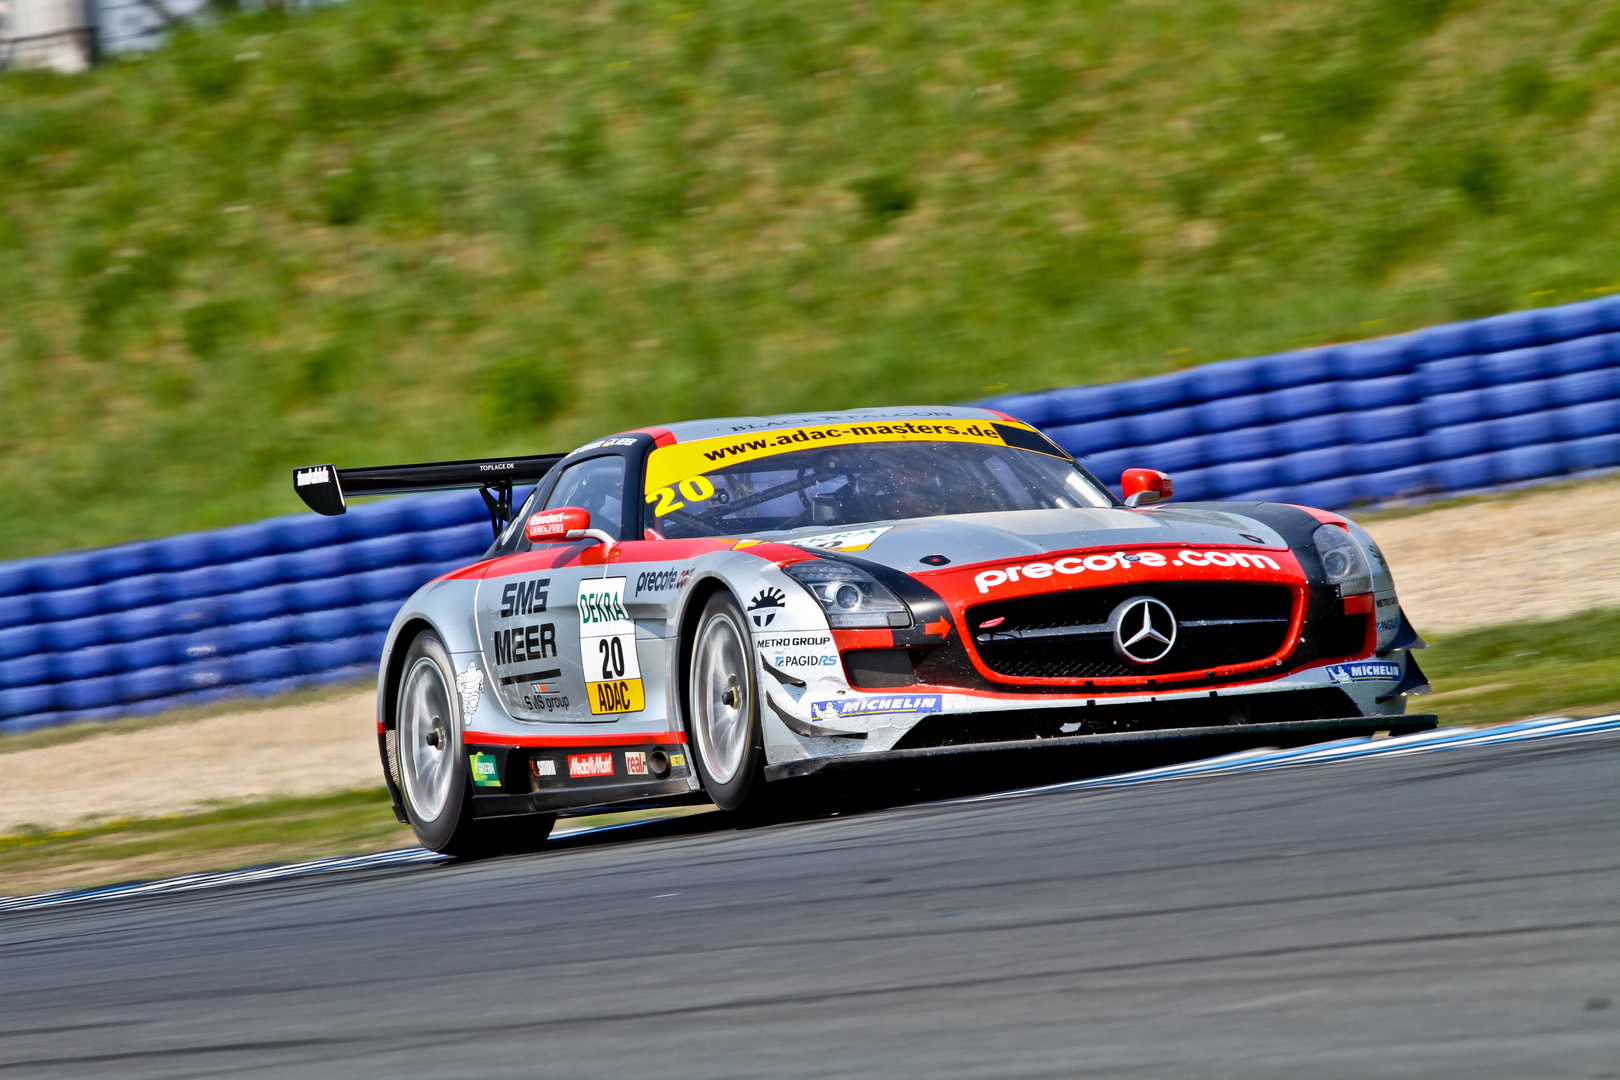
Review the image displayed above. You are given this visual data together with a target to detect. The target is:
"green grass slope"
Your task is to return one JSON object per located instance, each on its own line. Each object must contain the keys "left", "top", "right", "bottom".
{"left": 5, "top": 0, "right": 1620, "bottom": 557}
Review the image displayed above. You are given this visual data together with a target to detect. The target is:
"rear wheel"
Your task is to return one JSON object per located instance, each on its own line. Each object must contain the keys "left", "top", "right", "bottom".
{"left": 687, "top": 592, "right": 767, "bottom": 812}
{"left": 396, "top": 630, "right": 554, "bottom": 856}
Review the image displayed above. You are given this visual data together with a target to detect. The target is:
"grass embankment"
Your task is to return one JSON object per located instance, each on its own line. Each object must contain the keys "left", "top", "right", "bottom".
{"left": 1419, "top": 606, "right": 1620, "bottom": 727}
{"left": 0, "top": 788, "right": 711, "bottom": 897}
{"left": 6, "top": 0, "right": 1620, "bottom": 557}
{"left": 5, "top": 605, "right": 1618, "bottom": 897}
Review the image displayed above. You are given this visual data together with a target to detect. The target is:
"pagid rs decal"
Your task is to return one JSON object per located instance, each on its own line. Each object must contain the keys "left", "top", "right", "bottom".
{"left": 1325, "top": 660, "right": 1401, "bottom": 684}
{"left": 773, "top": 653, "right": 840, "bottom": 670}
{"left": 810, "top": 695, "right": 943, "bottom": 722}
{"left": 577, "top": 577, "right": 645, "bottom": 715}
{"left": 974, "top": 549, "right": 1282, "bottom": 593}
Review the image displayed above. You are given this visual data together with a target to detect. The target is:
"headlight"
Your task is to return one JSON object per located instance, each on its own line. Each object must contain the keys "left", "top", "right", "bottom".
{"left": 782, "top": 560, "right": 913, "bottom": 629}
{"left": 1312, "top": 524, "right": 1373, "bottom": 597}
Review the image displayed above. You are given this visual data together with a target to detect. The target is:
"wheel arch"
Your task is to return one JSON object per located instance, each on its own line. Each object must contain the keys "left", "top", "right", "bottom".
{"left": 378, "top": 616, "right": 439, "bottom": 818}
{"left": 673, "top": 575, "right": 734, "bottom": 747}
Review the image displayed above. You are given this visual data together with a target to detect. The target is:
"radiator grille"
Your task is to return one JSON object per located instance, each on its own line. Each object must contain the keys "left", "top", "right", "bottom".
{"left": 968, "top": 583, "right": 1294, "bottom": 680}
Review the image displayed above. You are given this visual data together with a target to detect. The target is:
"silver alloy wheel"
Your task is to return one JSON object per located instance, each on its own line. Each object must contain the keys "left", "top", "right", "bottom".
{"left": 692, "top": 609, "right": 751, "bottom": 786}
{"left": 400, "top": 655, "right": 458, "bottom": 823}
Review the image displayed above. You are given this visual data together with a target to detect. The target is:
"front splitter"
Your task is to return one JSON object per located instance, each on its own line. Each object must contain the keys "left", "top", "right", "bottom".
{"left": 762, "top": 713, "right": 1439, "bottom": 781}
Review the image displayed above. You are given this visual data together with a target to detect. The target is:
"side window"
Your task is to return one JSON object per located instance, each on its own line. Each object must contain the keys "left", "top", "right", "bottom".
{"left": 543, "top": 456, "right": 626, "bottom": 537}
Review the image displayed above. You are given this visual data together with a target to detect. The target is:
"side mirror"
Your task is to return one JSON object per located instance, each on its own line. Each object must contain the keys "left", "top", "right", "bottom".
{"left": 525, "top": 506, "right": 614, "bottom": 547}
{"left": 1121, "top": 468, "right": 1173, "bottom": 507}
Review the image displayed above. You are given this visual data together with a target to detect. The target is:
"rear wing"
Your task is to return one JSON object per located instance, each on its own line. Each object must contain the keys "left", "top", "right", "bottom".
{"left": 293, "top": 454, "right": 564, "bottom": 537}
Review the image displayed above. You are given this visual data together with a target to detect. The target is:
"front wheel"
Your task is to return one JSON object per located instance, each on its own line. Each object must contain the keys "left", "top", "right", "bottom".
{"left": 396, "top": 630, "right": 553, "bottom": 857}
{"left": 687, "top": 592, "right": 767, "bottom": 812}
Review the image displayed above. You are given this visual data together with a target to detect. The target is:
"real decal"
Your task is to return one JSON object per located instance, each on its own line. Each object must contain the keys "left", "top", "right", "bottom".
{"left": 625, "top": 751, "right": 648, "bottom": 776}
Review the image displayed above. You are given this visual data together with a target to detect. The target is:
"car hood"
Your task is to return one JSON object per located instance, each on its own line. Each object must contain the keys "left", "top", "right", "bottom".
{"left": 783, "top": 506, "right": 1292, "bottom": 575}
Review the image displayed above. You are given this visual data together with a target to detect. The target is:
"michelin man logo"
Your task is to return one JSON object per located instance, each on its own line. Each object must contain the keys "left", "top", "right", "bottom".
{"left": 456, "top": 661, "right": 485, "bottom": 717}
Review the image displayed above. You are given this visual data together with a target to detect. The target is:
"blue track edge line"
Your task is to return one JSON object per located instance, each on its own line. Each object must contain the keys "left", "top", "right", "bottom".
{"left": 968, "top": 713, "right": 1620, "bottom": 804}
{"left": 6, "top": 714, "right": 1618, "bottom": 914}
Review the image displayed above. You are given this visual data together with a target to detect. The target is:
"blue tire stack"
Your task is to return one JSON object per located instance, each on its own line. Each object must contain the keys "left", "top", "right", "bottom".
{"left": 984, "top": 295, "right": 1620, "bottom": 507}
{"left": 0, "top": 491, "right": 496, "bottom": 733}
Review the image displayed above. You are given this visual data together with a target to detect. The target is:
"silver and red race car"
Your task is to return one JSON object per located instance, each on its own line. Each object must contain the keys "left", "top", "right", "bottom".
{"left": 295, "top": 406, "right": 1434, "bottom": 854}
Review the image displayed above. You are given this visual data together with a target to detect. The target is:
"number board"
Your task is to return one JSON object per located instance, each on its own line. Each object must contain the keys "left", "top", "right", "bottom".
{"left": 576, "top": 577, "right": 645, "bottom": 715}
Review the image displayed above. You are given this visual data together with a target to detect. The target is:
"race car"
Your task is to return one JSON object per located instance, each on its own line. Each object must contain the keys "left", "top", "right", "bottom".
{"left": 294, "top": 406, "right": 1435, "bottom": 855}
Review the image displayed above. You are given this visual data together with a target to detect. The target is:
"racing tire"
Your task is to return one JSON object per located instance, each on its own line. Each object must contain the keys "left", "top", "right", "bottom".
{"left": 395, "top": 630, "right": 555, "bottom": 857}
{"left": 687, "top": 591, "right": 768, "bottom": 813}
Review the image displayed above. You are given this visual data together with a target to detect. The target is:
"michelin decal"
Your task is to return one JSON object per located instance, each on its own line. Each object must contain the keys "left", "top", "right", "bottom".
{"left": 1325, "top": 660, "right": 1401, "bottom": 684}
{"left": 810, "top": 695, "right": 943, "bottom": 722}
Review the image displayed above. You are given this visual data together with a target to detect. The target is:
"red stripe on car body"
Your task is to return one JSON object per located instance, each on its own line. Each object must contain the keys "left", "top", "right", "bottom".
{"left": 464, "top": 730, "right": 688, "bottom": 748}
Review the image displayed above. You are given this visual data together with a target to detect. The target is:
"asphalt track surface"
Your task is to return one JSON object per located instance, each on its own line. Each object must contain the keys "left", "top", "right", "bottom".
{"left": 3, "top": 729, "right": 1618, "bottom": 1078}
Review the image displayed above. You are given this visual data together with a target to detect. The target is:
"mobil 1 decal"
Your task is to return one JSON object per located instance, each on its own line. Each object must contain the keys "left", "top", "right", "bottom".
{"left": 577, "top": 577, "right": 645, "bottom": 716}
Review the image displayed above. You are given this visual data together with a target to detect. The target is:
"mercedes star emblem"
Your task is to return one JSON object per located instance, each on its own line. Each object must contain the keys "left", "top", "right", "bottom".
{"left": 1109, "top": 596, "right": 1177, "bottom": 665}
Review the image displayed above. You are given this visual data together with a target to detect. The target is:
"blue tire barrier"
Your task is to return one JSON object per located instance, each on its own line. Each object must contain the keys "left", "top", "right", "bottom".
{"left": 1415, "top": 354, "right": 1480, "bottom": 396}
{"left": 231, "top": 585, "right": 295, "bottom": 624}
{"left": 118, "top": 636, "right": 177, "bottom": 672}
{"left": 1195, "top": 392, "right": 1269, "bottom": 433}
{"left": 152, "top": 533, "right": 216, "bottom": 573}
{"left": 7, "top": 296, "right": 1620, "bottom": 733}
{"left": 1422, "top": 389, "right": 1489, "bottom": 429}
{"left": 43, "top": 615, "right": 111, "bottom": 653}
{"left": 1482, "top": 379, "right": 1551, "bottom": 418}
{"left": 0, "top": 653, "right": 51, "bottom": 689}
{"left": 37, "top": 586, "right": 102, "bottom": 623}
{"left": 1266, "top": 382, "right": 1338, "bottom": 421}
{"left": 104, "top": 573, "right": 164, "bottom": 612}
{"left": 1432, "top": 452, "right": 1497, "bottom": 491}
{"left": 1565, "top": 433, "right": 1620, "bottom": 470}
{"left": 1279, "top": 448, "right": 1345, "bottom": 486}
{"left": 1425, "top": 422, "right": 1491, "bottom": 461}
{"left": 0, "top": 594, "right": 34, "bottom": 630}
{"left": 1493, "top": 443, "right": 1563, "bottom": 483}
{"left": 1350, "top": 404, "right": 1422, "bottom": 443}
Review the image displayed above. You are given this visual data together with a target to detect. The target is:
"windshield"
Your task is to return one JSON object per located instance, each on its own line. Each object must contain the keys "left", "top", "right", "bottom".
{"left": 643, "top": 423, "right": 1112, "bottom": 539}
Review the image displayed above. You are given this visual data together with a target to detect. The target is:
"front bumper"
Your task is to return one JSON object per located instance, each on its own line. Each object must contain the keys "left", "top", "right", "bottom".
{"left": 763, "top": 713, "right": 1439, "bottom": 780}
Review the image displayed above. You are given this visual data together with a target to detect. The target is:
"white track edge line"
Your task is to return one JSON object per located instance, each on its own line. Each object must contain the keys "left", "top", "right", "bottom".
{"left": 5, "top": 714, "right": 1617, "bottom": 914}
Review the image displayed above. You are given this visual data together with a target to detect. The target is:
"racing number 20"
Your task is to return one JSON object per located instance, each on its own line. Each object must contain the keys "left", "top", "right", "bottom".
{"left": 599, "top": 635, "right": 626, "bottom": 681}
{"left": 646, "top": 476, "right": 716, "bottom": 518}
